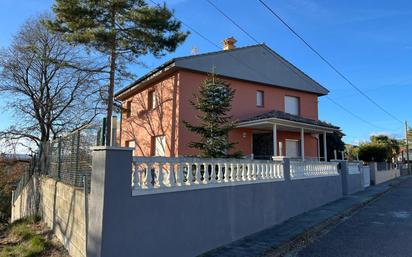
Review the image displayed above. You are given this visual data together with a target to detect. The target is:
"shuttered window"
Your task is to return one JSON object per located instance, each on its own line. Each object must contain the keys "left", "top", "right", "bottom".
{"left": 285, "top": 96, "right": 300, "bottom": 115}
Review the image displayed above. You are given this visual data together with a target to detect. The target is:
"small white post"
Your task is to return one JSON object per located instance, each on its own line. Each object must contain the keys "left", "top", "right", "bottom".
{"left": 273, "top": 124, "right": 278, "bottom": 157}
{"left": 334, "top": 150, "right": 337, "bottom": 160}
{"left": 341, "top": 151, "right": 345, "bottom": 160}
{"left": 301, "top": 128, "right": 305, "bottom": 161}
{"left": 323, "top": 132, "right": 327, "bottom": 162}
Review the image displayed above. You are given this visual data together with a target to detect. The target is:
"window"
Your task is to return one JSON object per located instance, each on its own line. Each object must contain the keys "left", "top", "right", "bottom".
{"left": 126, "top": 140, "right": 135, "bottom": 148}
{"left": 151, "top": 135, "right": 166, "bottom": 156}
{"left": 284, "top": 96, "right": 300, "bottom": 115}
{"left": 125, "top": 101, "right": 132, "bottom": 118}
{"left": 148, "top": 90, "right": 156, "bottom": 110}
{"left": 256, "top": 90, "right": 264, "bottom": 107}
{"left": 285, "top": 139, "right": 300, "bottom": 157}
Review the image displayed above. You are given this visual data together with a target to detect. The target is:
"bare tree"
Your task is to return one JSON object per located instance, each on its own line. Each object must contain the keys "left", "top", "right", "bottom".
{"left": 0, "top": 15, "right": 104, "bottom": 156}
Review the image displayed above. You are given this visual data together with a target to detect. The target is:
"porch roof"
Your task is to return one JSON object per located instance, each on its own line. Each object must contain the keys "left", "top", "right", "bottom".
{"left": 238, "top": 110, "right": 340, "bottom": 132}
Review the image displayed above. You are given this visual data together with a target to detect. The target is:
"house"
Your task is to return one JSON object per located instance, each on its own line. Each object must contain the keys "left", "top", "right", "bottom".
{"left": 115, "top": 37, "right": 340, "bottom": 160}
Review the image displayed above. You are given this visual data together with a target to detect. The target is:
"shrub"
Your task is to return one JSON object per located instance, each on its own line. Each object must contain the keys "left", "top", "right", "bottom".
{"left": 358, "top": 143, "right": 389, "bottom": 162}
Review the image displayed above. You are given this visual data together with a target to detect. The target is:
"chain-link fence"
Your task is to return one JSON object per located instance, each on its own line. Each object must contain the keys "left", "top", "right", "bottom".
{"left": 43, "top": 124, "right": 99, "bottom": 191}
{"left": 12, "top": 154, "right": 38, "bottom": 203}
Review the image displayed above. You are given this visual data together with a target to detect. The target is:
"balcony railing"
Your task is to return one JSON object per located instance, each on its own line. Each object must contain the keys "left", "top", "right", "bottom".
{"left": 290, "top": 160, "right": 339, "bottom": 179}
{"left": 132, "top": 157, "right": 284, "bottom": 195}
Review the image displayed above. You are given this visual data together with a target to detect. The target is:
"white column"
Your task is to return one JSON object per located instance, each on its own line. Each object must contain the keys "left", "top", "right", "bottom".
{"left": 323, "top": 132, "right": 327, "bottom": 162}
{"left": 301, "top": 128, "right": 305, "bottom": 161}
{"left": 273, "top": 124, "right": 277, "bottom": 157}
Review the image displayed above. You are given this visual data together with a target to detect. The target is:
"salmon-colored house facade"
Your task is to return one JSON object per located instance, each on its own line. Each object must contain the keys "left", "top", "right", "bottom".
{"left": 116, "top": 39, "right": 339, "bottom": 160}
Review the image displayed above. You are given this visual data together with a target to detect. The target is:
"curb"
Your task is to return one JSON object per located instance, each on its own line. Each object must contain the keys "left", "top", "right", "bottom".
{"left": 264, "top": 178, "right": 405, "bottom": 257}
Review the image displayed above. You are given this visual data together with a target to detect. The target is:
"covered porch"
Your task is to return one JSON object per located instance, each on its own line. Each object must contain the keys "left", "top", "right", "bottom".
{"left": 237, "top": 110, "right": 340, "bottom": 161}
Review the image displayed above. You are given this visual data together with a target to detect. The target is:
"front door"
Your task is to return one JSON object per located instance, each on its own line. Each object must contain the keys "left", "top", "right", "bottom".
{"left": 252, "top": 133, "right": 273, "bottom": 159}
{"left": 286, "top": 139, "right": 300, "bottom": 157}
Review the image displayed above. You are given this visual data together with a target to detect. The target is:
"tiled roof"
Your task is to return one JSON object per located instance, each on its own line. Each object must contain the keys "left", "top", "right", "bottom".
{"left": 116, "top": 44, "right": 329, "bottom": 97}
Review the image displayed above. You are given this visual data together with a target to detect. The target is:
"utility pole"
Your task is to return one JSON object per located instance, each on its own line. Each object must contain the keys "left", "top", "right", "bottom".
{"left": 405, "top": 121, "right": 410, "bottom": 175}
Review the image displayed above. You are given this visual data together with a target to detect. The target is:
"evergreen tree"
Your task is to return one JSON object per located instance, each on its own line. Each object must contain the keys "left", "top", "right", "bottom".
{"left": 183, "top": 75, "right": 240, "bottom": 158}
{"left": 46, "top": 0, "right": 188, "bottom": 145}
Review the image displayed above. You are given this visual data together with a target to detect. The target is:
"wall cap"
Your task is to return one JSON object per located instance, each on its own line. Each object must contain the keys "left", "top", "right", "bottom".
{"left": 91, "top": 146, "right": 134, "bottom": 151}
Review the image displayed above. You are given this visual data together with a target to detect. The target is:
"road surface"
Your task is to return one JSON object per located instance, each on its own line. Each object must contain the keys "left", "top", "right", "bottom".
{"left": 289, "top": 177, "right": 412, "bottom": 257}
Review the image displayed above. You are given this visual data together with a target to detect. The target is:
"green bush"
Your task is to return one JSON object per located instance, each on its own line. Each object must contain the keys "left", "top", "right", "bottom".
{"left": 358, "top": 143, "right": 389, "bottom": 162}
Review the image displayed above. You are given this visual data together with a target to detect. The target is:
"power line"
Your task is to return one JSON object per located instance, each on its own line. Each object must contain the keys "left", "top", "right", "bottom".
{"left": 205, "top": 0, "right": 390, "bottom": 130}
{"left": 325, "top": 97, "right": 387, "bottom": 130}
{"left": 149, "top": 0, "right": 284, "bottom": 85}
{"left": 206, "top": 0, "right": 260, "bottom": 43}
{"left": 257, "top": 0, "right": 403, "bottom": 124}
{"left": 150, "top": 0, "right": 394, "bottom": 131}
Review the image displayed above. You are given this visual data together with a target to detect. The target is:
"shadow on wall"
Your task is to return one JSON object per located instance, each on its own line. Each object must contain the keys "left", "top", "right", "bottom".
{"left": 43, "top": 178, "right": 86, "bottom": 257}
{"left": 14, "top": 176, "right": 87, "bottom": 257}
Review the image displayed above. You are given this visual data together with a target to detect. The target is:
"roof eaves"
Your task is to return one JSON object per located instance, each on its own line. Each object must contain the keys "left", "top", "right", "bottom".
{"left": 115, "top": 59, "right": 176, "bottom": 99}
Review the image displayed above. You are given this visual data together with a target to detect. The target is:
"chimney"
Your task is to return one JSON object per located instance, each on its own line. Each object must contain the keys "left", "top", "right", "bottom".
{"left": 223, "top": 37, "right": 237, "bottom": 50}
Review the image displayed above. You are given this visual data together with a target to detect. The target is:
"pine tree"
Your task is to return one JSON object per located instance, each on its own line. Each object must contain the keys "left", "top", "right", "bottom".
{"left": 183, "top": 75, "right": 240, "bottom": 158}
{"left": 46, "top": 0, "right": 188, "bottom": 145}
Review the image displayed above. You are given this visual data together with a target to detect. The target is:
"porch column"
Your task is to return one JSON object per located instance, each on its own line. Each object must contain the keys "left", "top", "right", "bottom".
{"left": 273, "top": 124, "right": 277, "bottom": 156}
{"left": 300, "top": 128, "right": 305, "bottom": 161}
{"left": 323, "top": 132, "right": 327, "bottom": 162}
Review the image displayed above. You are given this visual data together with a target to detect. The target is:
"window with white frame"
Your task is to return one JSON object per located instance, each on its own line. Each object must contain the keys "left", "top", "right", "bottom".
{"left": 284, "top": 96, "right": 300, "bottom": 115}
{"left": 152, "top": 135, "right": 166, "bottom": 156}
{"left": 285, "top": 139, "right": 301, "bottom": 157}
{"left": 256, "top": 90, "right": 264, "bottom": 107}
{"left": 126, "top": 140, "right": 135, "bottom": 148}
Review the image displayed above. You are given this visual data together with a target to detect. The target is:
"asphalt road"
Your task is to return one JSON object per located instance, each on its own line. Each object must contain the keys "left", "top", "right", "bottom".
{"left": 289, "top": 177, "right": 412, "bottom": 257}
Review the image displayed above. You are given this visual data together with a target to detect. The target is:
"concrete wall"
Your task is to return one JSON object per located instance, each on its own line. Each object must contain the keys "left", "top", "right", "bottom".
{"left": 339, "top": 161, "right": 363, "bottom": 195}
{"left": 11, "top": 176, "right": 38, "bottom": 222}
{"left": 88, "top": 148, "right": 343, "bottom": 257}
{"left": 11, "top": 176, "right": 87, "bottom": 257}
{"left": 373, "top": 169, "right": 400, "bottom": 185}
{"left": 345, "top": 173, "right": 363, "bottom": 194}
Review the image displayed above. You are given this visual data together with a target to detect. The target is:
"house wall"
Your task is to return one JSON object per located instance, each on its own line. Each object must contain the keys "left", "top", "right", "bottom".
{"left": 178, "top": 70, "right": 320, "bottom": 157}
{"left": 121, "top": 72, "right": 180, "bottom": 157}
{"left": 120, "top": 69, "right": 321, "bottom": 157}
{"left": 277, "top": 131, "right": 318, "bottom": 158}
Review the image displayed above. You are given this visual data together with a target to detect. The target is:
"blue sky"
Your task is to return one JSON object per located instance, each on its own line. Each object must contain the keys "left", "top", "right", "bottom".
{"left": 0, "top": 0, "right": 411, "bottom": 144}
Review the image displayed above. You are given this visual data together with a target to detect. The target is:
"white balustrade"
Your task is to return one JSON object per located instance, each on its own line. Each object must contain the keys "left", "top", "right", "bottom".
{"left": 290, "top": 160, "right": 339, "bottom": 180}
{"left": 132, "top": 157, "right": 284, "bottom": 195}
{"left": 348, "top": 162, "right": 361, "bottom": 174}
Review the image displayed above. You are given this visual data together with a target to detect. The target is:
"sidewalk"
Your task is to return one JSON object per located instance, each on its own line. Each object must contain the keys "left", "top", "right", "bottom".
{"left": 201, "top": 176, "right": 409, "bottom": 257}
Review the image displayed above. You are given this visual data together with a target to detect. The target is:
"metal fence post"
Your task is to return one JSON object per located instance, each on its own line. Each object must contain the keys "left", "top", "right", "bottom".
{"left": 76, "top": 131, "right": 81, "bottom": 186}
{"left": 58, "top": 137, "right": 62, "bottom": 180}
{"left": 83, "top": 175, "right": 89, "bottom": 253}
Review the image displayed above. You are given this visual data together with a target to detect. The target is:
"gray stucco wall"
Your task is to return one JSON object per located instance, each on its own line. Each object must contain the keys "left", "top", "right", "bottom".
{"left": 345, "top": 173, "right": 363, "bottom": 194}
{"left": 339, "top": 161, "right": 363, "bottom": 195}
{"left": 88, "top": 148, "right": 343, "bottom": 257}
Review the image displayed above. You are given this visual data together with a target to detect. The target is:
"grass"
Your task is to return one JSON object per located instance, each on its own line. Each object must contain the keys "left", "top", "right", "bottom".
{"left": 1, "top": 236, "right": 45, "bottom": 257}
{"left": 0, "top": 216, "right": 46, "bottom": 257}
